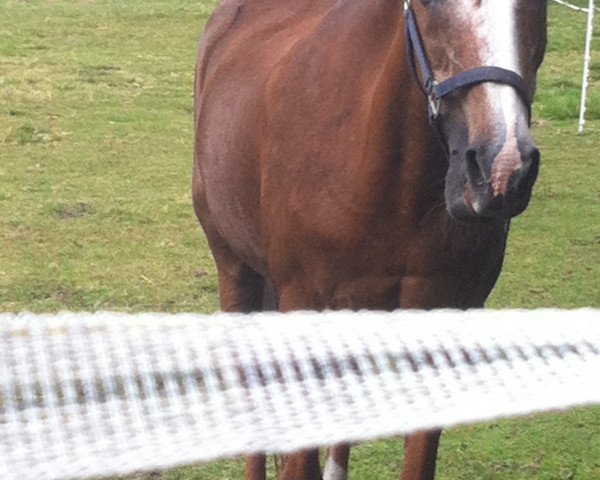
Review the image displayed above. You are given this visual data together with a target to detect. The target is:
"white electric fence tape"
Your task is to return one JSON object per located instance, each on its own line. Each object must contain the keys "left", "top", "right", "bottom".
{"left": 2, "top": 310, "right": 600, "bottom": 480}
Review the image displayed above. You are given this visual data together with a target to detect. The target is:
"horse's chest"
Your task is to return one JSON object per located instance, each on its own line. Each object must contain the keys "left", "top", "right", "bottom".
{"left": 276, "top": 220, "right": 508, "bottom": 310}
{"left": 329, "top": 273, "right": 491, "bottom": 310}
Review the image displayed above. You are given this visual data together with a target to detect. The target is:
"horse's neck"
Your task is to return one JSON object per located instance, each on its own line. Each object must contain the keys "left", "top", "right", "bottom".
{"left": 346, "top": 15, "right": 447, "bottom": 223}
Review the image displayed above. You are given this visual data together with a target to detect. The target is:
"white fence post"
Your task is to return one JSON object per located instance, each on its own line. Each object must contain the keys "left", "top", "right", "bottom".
{"left": 579, "top": 0, "right": 596, "bottom": 133}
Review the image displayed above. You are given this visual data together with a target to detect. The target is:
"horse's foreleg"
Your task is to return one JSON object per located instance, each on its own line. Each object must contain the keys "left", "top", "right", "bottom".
{"left": 216, "top": 260, "right": 265, "bottom": 313}
{"left": 279, "top": 450, "right": 322, "bottom": 480}
{"left": 246, "top": 454, "right": 267, "bottom": 480}
{"left": 202, "top": 235, "right": 268, "bottom": 480}
{"left": 400, "top": 430, "right": 442, "bottom": 480}
{"left": 276, "top": 285, "right": 323, "bottom": 480}
{"left": 323, "top": 444, "right": 350, "bottom": 480}
{"left": 217, "top": 258, "right": 267, "bottom": 480}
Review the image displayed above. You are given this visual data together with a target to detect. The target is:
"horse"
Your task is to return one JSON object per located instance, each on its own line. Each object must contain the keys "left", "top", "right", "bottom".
{"left": 192, "top": 0, "right": 548, "bottom": 479}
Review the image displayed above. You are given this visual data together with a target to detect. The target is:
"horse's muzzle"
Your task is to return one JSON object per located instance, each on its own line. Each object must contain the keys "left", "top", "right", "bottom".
{"left": 447, "top": 143, "right": 540, "bottom": 222}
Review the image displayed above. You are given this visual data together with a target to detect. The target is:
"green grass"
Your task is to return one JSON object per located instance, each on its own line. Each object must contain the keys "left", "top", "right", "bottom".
{"left": 1, "top": 1, "right": 600, "bottom": 479}
{"left": 0, "top": 0, "right": 221, "bottom": 312}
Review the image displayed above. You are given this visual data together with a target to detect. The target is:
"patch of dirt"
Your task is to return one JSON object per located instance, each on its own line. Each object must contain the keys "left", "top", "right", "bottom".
{"left": 56, "top": 202, "right": 94, "bottom": 220}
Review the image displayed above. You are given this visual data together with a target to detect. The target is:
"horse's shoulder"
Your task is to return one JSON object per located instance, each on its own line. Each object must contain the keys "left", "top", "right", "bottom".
{"left": 201, "top": 0, "right": 243, "bottom": 45}
{"left": 200, "top": 0, "right": 327, "bottom": 49}
{"left": 196, "top": 0, "right": 243, "bottom": 90}
{"left": 197, "top": 0, "right": 338, "bottom": 92}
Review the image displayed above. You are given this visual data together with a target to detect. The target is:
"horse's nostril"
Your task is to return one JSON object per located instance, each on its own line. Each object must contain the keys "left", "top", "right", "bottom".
{"left": 523, "top": 147, "right": 540, "bottom": 189}
{"left": 512, "top": 146, "right": 541, "bottom": 193}
{"left": 528, "top": 146, "right": 540, "bottom": 163}
{"left": 465, "top": 149, "right": 485, "bottom": 187}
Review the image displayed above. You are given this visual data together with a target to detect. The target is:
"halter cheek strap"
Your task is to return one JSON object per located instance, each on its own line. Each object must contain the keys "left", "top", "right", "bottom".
{"left": 403, "top": 2, "right": 532, "bottom": 132}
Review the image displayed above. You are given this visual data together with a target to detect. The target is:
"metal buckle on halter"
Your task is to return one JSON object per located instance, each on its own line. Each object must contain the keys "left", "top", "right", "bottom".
{"left": 403, "top": 0, "right": 411, "bottom": 13}
{"left": 426, "top": 78, "right": 441, "bottom": 119}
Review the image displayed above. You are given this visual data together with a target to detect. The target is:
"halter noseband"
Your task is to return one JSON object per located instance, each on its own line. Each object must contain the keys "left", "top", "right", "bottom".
{"left": 403, "top": 0, "right": 532, "bottom": 135}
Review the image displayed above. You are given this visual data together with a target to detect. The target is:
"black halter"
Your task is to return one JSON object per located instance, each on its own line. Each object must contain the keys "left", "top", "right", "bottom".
{"left": 404, "top": 1, "right": 532, "bottom": 138}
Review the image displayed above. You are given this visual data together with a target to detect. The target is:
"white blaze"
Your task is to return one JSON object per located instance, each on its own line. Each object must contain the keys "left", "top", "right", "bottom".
{"left": 481, "top": 0, "right": 521, "bottom": 73}
{"left": 452, "top": 0, "right": 527, "bottom": 203}
{"left": 458, "top": 0, "right": 526, "bottom": 200}
{"left": 481, "top": 0, "right": 523, "bottom": 129}
{"left": 456, "top": 0, "right": 524, "bottom": 135}
{"left": 480, "top": 0, "right": 525, "bottom": 196}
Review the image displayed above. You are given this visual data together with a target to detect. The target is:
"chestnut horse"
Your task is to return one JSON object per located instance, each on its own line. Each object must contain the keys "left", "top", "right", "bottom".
{"left": 193, "top": 0, "right": 548, "bottom": 479}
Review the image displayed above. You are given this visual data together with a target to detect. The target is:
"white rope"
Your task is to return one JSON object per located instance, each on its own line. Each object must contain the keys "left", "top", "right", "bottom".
{"left": 552, "top": 0, "right": 599, "bottom": 13}
{"left": 2, "top": 310, "right": 600, "bottom": 480}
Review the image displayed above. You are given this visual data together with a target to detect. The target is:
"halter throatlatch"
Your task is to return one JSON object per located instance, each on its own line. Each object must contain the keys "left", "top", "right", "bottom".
{"left": 403, "top": 0, "right": 532, "bottom": 136}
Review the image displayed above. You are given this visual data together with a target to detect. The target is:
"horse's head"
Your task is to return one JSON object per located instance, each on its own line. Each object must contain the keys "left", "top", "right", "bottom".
{"left": 408, "top": 0, "right": 547, "bottom": 221}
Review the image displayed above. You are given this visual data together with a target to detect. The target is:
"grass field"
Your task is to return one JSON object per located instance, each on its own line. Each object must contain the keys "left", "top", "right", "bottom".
{"left": 2, "top": 1, "right": 600, "bottom": 479}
